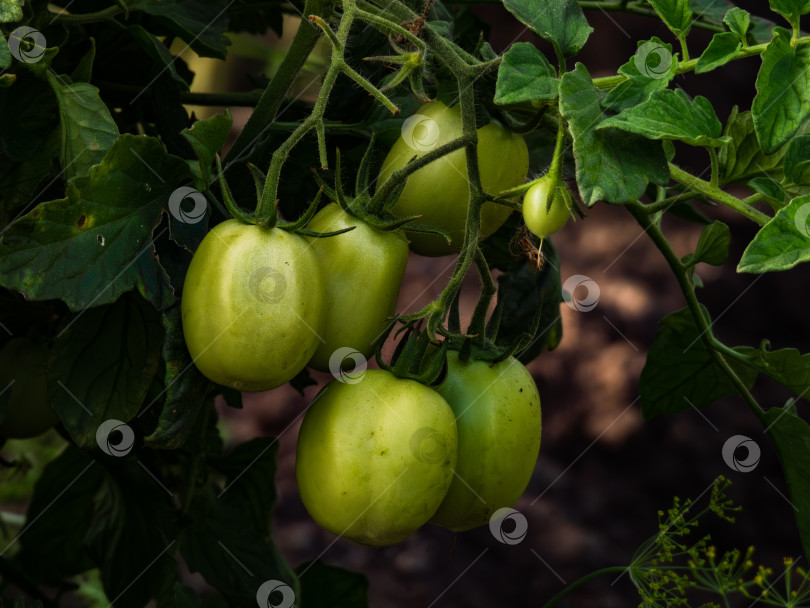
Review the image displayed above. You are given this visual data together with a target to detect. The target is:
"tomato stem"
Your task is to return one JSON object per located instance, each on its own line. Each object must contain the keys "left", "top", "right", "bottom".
{"left": 668, "top": 163, "right": 770, "bottom": 226}
{"left": 626, "top": 201, "right": 766, "bottom": 423}
{"left": 226, "top": 0, "right": 327, "bottom": 164}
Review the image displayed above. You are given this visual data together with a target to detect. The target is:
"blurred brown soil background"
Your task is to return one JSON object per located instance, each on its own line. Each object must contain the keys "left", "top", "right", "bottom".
{"left": 215, "top": 2, "right": 810, "bottom": 606}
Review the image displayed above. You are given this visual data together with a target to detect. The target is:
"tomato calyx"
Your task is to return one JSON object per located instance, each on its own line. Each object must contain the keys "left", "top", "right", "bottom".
{"left": 376, "top": 322, "right": 448, "bottom": 385}
{"left": 213, "top": 155, "right": 355, "bottom": 239}
{"left": 363, "top": 43, "right": 429, "bottom": 102}
{"left": 311, "top": 138, "right": 452, "bottom": 243}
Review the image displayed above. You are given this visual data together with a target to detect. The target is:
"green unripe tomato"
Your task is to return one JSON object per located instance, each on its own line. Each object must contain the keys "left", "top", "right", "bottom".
{"left": 306, "top": 204, "right": 409, "bottom": 372}
{"left": 378, "top": 101, "right": 529, "bottom": 257}
{"left": 296, "top": 369, "right": 458, "bottom": 546}
{"left": 0, "top": 338, "right": 59, "bottom": 439}
{"left": 181, "top": 219, "right": 325, "bottom": 392}
{"left": 430, "top": 351, "right": 542, "bottom": 531}
{"left": 522, "top": 176, "right": 572, "bottom": 239}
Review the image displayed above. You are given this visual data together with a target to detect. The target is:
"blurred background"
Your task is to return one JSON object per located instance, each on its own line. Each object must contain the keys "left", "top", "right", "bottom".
{"left": 3, "top": 1, "right": 809, "bottom": 606}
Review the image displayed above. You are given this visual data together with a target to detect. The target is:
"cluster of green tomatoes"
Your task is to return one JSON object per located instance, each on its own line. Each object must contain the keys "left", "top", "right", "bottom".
{"left": 180, "top": 101, "right": 571, "bottom": 544}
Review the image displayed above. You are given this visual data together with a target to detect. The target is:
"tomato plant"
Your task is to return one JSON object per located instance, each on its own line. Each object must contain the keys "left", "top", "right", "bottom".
{"left": 1, "top": 0, "right": 810, "bottom": 605}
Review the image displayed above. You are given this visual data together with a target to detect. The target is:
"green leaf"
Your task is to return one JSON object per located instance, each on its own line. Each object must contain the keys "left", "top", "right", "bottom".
{"left": 719, "top": 107, "right": 787, "bottom": 185}
{"left": 494, "top": 42, "right": 558, "bottom": 105}
{"left": 85, "top": 463, "right": 179, "bottom": 608}
{"left": 639, "top": 307, "right": 757, "bottom": 419}
{"left": 768, "top": 0, "right": 810, "bottom": 22}
{"left": 122, "top": 23, "right": 192, "bottom": 87}
{"left": 723, "top": 7, "right": 751, "bottom": 40}
{"left": 695, "top": 32, "right": 742, "bottom": 73}
{"left": 763, "top": 407, "right": 810, "bottom": 558}
{"left": 18, "top": 446, "right": 103, "bottom": 580}
{"left": 784, "top": 135, "right": 810, "bottom": 185}
{"left": 560, "top": 63, "right": 669, "bottom": 205}
{"left": 689, "top": 0, "right": 775, "bottom": 44}
{"left": 749, "top": 176, "right": 788, "bottom": 208}
{"left": 296, "top": 561, "right": 369, "bottom": 608}
{"left": 180, "top": 485, "right": 298, "bottom": 604}
{"left": 490, "top": 237, "right": 563, "bottom": 362}
{"left": 0, "top": 135, "right": 188, "bottom": 311}
{"left": 127, "top": 0, "right": 230, "bottom": 59}
{"left": 598, "top": 88, "right": 729, "bottom": 147}
{"left": 213, "top": 438, "right": 280, "bottom": 537}
{"left": 0, "top": 32, "right": 10, "bottom": 68}
{"left": 502, "top": 0, "right": 593, "bottom": 57}
{"left": 738, "top": 195, "right": 810, "bottom": 273}
{"left": 648, "top": 0, "right": 693, "bottom": 37}
{"left": 0, "top": 0, "right": 22, "bottom": 22}
{"left": 48, "top": 294, "right": 163, "bottom": 448}
{"left": 753, "top": 27, "right": 810, "bottom": 154}
{"left": 735, "top": 343, "right": 810, "bottom": 396}
{"left": 689, "top": 221, "right": 731, "bottom": 266}
{"left": 70, "top": 38, "right": 96, "bottom": 83}
{"left": 47, "top": 72, "right": 119, "bottom": 181}
{"left": 145, "top": 307, "right": 210, "bottom": 449}
{"left": 602, "top": 38, "right": 678, "bottom": 113}
{"left": 181, "top": 110, "right": 233, "bottom": 190}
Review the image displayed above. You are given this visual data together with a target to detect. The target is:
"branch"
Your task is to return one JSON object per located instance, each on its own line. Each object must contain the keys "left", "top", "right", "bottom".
{"left": 626, "top": 201, "right": 766, "bottom": 423}
{"left": 668, "top": 164, "right": 770, "bottom": 226}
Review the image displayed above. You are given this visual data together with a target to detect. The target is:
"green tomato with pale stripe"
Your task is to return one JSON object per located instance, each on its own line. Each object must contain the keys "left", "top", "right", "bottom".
{"left": 430, "top": 350, "right": 542, "bottom": 531}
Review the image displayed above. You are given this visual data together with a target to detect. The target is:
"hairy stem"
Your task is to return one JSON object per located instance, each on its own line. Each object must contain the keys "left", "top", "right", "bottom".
{"left": 593, "top": 37, "right": 810, "bottom": 90}
{"left": 225, "top": 0, "right": 328, "bottom": 164}
{"left": 668, "top": 164, "right": 770, "bottom": 225}
{"left": 48, "top": 4, "right": 124, "bottom": 23}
